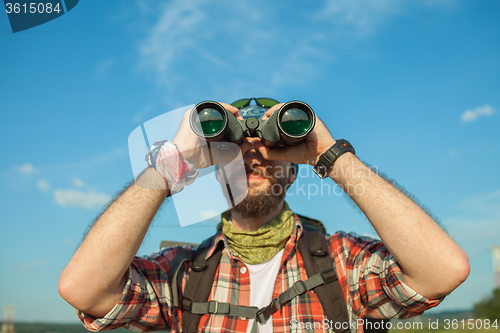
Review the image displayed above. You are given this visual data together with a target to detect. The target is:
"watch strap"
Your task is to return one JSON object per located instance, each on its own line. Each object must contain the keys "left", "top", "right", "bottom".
{"left": 313, "top": 139, "right": 355, "bottom": 179}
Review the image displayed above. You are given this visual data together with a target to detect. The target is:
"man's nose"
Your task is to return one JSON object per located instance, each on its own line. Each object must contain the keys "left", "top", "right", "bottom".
{"left": 242, "top": 137, "right": 264, "bottom": 167}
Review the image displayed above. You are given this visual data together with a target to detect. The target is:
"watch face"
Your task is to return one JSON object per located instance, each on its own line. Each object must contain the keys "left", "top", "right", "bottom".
{"left": 313, "top": 165, "right": 328, "bottom": 179}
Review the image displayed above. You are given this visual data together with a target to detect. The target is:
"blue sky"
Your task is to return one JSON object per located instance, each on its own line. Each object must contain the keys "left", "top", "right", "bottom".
{"left": 1, "top": 0, "right": 499, "bottom": 323}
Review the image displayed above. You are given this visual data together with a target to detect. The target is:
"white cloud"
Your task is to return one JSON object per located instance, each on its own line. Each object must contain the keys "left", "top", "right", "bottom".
{"left": 137, "top": 0, "right": 331, "bottom": 99}
{"left": 133, "top": 104, "right": 155, "bottom": 124}
{"left": 94, "top": 58, "right": 115, "bottom": 81}
{"left": 362, "top": 233, "right": 380, "bottom": 240}
{"left": 73, "top": 178, "right": 86, "bottom": 188}
{"left": 438, "top": 191, "right": 500, "bottom": 311}
{"left": 14, "top": 163, "right": 36, "bottom": 174}
{"left": 9, "top": 259, "right": 48, "bottom": 271}
{"left": 137, "top": 0, "right": 457, "bottom": 102}
{"left": 53, "top": 188, "right": 111, "bottom": 209}
{"left": 314, "top": 0, "right": 456, "bottom": 37}
{"left": 37, "top": 179, "right": 51, "bottom": 192}
{"left": 444, "top": 190, "right": 500, "bottom": 257}
{"left": 314, "top": 0, "right": 403, "bottom": 36}
{"left": 446, "top": 216, "right": 499, "bottom": 260}
{"left": 64, "top": 237, "right": 78, "bottom": 247}
{"left": 139, "top": 0, "right": 208, "bottom": 83}
{"left": 460, "top": 104, "right": 495, "bottom": 123}
{"left": 200, "top": 210, "right": 218, "bottom": 220}
{"left": 456, "top": 190, "right": 500, "bottom": 218}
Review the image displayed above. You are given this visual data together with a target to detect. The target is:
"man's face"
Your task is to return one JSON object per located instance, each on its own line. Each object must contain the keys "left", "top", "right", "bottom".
{"left": 229, "top": 137, "right": 295, "bottom": 218}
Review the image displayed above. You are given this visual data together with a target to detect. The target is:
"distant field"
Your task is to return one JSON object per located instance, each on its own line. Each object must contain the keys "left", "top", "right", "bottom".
{"left": 4, "top": 312, "right": 498, "bottom": 333}
{"left": 9, "top": 322, "right": 497, "bottom": 333}
{"left": 390, "top": 328, "right": 498, "bottom": 333}
{"left": 388, "top": 315, "right": 499, "bottom": 333}
{"left": 2, "top": 322, "right": 170, "bottom": 333}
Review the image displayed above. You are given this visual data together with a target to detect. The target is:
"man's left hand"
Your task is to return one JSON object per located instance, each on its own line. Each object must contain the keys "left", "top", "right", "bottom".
{"left": 254, "top": 103, "right": 336, "bottom": 165}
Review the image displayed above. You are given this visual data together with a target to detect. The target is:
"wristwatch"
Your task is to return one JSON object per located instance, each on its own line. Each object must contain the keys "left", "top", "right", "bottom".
{"left": 313, "top": 139, "right": 355, "bottom": 179}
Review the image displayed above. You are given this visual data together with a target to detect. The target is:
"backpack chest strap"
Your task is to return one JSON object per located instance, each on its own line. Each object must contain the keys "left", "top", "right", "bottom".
{"left": 171, "top": 229, "right": 351, "bottom": 333}
{"left": 182, "top": 267, "right": 336, "bottom": 333}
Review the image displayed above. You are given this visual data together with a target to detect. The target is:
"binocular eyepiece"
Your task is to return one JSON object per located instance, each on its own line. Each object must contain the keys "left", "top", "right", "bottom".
{"left": 189, "top": 100, "right": 316, "bottom": 147}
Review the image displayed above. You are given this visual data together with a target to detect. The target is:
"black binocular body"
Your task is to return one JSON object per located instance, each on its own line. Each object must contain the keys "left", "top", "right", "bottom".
{"left": 189, "top": 100, "right": 316, "bottom": 147}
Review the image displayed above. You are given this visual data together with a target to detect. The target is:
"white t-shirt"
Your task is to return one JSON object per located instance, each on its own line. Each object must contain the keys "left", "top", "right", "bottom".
{"left": 245, "top": 248, "right": 284, "bottom": 333}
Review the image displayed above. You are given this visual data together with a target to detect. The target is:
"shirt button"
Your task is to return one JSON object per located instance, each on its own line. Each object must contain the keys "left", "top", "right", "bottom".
{"left": 240, "top": 267, "right": 247, "bottom": 274}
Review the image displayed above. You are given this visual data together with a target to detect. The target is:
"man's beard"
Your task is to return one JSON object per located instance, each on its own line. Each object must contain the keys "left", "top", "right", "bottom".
{"left": 232, "top": 166, "right": 288, "bottom": 219}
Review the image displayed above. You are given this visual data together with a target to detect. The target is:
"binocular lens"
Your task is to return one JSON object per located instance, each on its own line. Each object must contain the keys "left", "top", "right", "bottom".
{"left": 280, "top": 108, "right": 312, "bottom": 136}
{"left": 194, "top": 108, "right": 225, "bottom": 135}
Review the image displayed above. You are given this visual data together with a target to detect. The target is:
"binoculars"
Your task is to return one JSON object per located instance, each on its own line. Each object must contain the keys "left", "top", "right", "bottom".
{"left": 189, "top": 100, "right": 316, "bottom": 147}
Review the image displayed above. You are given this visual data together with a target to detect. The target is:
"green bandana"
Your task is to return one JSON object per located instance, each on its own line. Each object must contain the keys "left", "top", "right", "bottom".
{"left": 222, "top": 202, "right": 294, "bottom": 265}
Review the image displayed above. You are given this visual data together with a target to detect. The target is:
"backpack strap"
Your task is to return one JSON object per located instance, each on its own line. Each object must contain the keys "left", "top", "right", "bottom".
{"left": 169, "top": 222, "right": 386, "bottom": 333}
{"left": 298, "top": 222, "right": 389, "bottom": 333}
{"left": 298, "top": 228, "right": 351, "bottom": 333}
{"left": 182, "top": 257, "right": 338, "bottom": 333}
{"left": 169, "top": 249, "right": 195, "bottom": 308}
{"left": 170, "top": 232, "right": 349, "bottom": 332}
{"left": 179, "top": 238, "right": 224, "bottom": 333}
{"left": 295, "top": 213, "right": 327, "bottom": 233}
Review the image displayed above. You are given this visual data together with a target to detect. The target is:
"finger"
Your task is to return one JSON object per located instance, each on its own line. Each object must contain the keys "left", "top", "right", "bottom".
{"left": 253, "top": 142, "right": 290, "bottom": 162}
{"left": 219, "top": 102, "right": 244, "bottom": 120}
{"left": 238, "top": 141, "right": 253, "bottom": 156}
{"left": 262, "top": 103, "right": 284, "bottom": 120}
{"left": 310, "top": 116, "right": 335, "bottom": 145}
{"left": 178, "top": 107, "right": 192, "bottom": 126}
{"left": 314, "top": 115, "right": 328, "bottom": 129}
{"left": 208, "top": 141, "right": 253, "bottom": 167}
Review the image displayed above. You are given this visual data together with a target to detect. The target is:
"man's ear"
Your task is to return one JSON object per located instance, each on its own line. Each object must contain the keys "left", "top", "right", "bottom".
{"left": 215, "top": 165, "right": 223, "bottom": 183}
{"left": 288, "top": 163, "right": 296, "bottom": 185}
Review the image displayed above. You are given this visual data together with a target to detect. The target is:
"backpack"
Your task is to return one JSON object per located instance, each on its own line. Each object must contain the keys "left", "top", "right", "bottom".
{"left": 167, "top": 214, "right": 389, "bottom": 333}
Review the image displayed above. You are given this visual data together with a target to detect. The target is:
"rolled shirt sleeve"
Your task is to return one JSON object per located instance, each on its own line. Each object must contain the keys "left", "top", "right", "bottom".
{"left": 330, "top": 231, "right": 444, "bottom": 320}
{"left": 376, "top": 250, "right": 444, "bottom": 318}
{"left": 76, "top": 246, "right": 185, "bottom": 332}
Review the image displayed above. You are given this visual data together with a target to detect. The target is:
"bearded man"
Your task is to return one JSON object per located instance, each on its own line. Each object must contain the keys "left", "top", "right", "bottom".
{"left": 59, "top": 99, "right": 469, "bottom": 333}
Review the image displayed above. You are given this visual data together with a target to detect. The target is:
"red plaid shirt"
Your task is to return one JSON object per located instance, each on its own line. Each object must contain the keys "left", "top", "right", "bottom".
{"left": 77, "top": 215, "right": 443, "bottom": 332}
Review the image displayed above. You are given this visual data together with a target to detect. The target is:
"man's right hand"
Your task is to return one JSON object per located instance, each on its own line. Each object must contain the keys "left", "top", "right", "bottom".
{"left": 58, "top": 102, "right": 252, "bottom": 318}
{"left": 173, "top": 102, "right": 252, "bottom": 169}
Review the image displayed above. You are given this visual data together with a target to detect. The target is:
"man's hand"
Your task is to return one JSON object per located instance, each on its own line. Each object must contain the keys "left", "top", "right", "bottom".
{"left": 252, "top": 104, "right": 469, "bottom": 298}
{"left": 173, "top": 102, "right": 252, "bottom": 169}
{"left": 253, "top": 103, "right": 336, "bottom": 166}
{"left": 59, "top": 102, "right": 255, "bottom": 317}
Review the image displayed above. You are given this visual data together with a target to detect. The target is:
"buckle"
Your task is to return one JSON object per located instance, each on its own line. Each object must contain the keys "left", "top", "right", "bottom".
{"left": 312, "top": 249, "right": 327, "bottom": 257}
{"left": 320, "top": 268, "right": 337, "bottom": 284}
{"left": 182, "top": 298, "right": 192, "bottom": 312}
{"left": 207, "top": 300, "right": 219, "bottom": 314}
{"left": 255, "top": 308, "right": 267, "bottom": 324}
{"left": 207, "top": 300, "right": 230, "bottom": 314}
{"left": 269, "top": 298, "right": 280, "bottom": 312}
{"left": 312, "top": 164, "right": 328, "bottom": 179}
{"left": 191, "top": 264, "right": 207, "bottom": 272}
{"left": 293, "top": 280, "right": 307, "bottom": 295}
